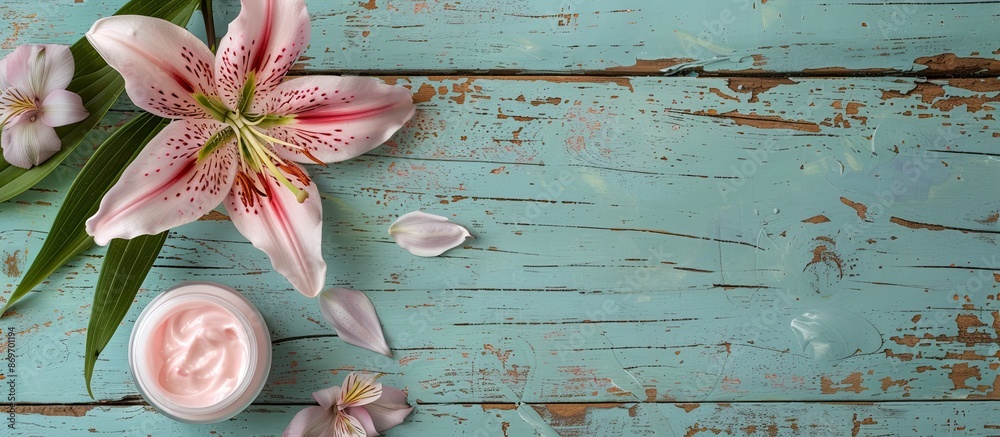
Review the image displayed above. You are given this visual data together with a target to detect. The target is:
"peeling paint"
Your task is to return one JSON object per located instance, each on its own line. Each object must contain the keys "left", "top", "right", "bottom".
{"left": 820, "top": 373, "right": 869, "bottom": 395}
{"left": 3, "top": 249, "right": 23, "bottom": 277}
{"left": 915, "top": 53, "right": 1000, "bottom": 76}
{"left": 802, "top": 215, "right": 831, "bottom": 224}
{"left": 689, "top": 110, "right": 821, "bottom": 132}
{"left": 16, "top": 405, "right": 94, "bottom": 417}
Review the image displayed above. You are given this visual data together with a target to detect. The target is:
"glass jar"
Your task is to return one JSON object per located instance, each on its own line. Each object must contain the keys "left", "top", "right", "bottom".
{"left": 129, "top": 282, "right": 271, "bottom": 424}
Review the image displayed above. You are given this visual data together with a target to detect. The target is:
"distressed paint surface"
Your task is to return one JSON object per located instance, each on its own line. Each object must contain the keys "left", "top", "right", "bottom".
{"left": 9, "top": 402, "right": 1000, "bottom": 436}
{"left": 2, "top": 0, "right": 1000, "bottom": 436}
{"left": 3, "top": 0, "right": 999, "bottom": 75}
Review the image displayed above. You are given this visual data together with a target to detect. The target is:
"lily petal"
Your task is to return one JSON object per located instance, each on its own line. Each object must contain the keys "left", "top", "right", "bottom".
{"left": 0, "top": 53, "right": 8, "bottom": 89}
{"left": 319, "top": 288, "right": 393, "bottom": 357}
{"left": 311, "top": 386, "right": 341, "bottom": 411}
{"left": 388, "top": 211, "right": 473, "bottom": 257}
{"left": 224, "top": 163, "right": 326, "bottom": 298}
{"left": 334, "top": 411, "right": 367, "bottom": 437}
{"left": 2, "top": 44, "right": 75, "bottom": 99}
{"left": 39, "top": 89, "right": 88, "bottom": 127}
{"left": 337, "top": 372, "right": 383, "bottom": 408}
{"left": 346, "top": 406, "right": 378, "bottom": 437}
{"left": 365, "top": 386, "right": 414, "bottom": 433}
{"left": 283, "top": 406, "right": 332, "bottom": 437}
{"left": 215, "top": 0, "right": 310, "bottom": 110}
{"left": 0, "top": 46, "right": 36, "bottom": 101}
{"left": 264, "top": 76, "right": 415, "bottom": 164}
{"left": 1, "top": 113, "right": 60, "bottom": 169}
{"left": 86, "top": 16, "right": 218, "bottom": 119}
{"left": 86, "top": 120, "right": 238, "bottom": 245}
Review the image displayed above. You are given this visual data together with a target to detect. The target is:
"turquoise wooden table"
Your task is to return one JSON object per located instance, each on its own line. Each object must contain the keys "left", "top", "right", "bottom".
{"left": 3, "top": 0, "right": 1000, "bottom": 435}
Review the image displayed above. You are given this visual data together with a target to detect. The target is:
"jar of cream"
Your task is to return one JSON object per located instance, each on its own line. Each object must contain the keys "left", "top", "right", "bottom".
{"left": 129, "top": 282, "right": 271, "bottom": 423}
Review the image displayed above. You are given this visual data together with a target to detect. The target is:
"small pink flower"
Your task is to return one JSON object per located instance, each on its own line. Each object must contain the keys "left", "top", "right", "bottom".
{"left": 285, "top": 373, "right": 413, "bottom": 437}
{"left": 83, "top": 0, "right": 415, "bottom": 297}
{"left": 0, "top": 44, "right": 88, "bottom": 169}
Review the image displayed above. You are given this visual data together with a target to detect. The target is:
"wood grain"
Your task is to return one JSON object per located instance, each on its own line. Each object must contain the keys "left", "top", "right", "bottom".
{"left": 2, "top": 1, "right": 999, "bottom": 75}
{"left": 2, "top": 0, "right": 1000, "bottom": 435}
{"left": 3, "top": 76, "right": 999, "bottom": 408}
{"left": 8, "top": 402, "right": 1000, "bottom": 436}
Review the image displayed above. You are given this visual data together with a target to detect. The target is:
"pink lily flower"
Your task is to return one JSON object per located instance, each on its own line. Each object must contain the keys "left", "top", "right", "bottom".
{"left": 0, "top": 44, "right": 88, "bottom": 168}
{"left": 284, "top": 373, "right": 413, "bottom": 437}
{"left": 83, "top": 0, "right": 415, "bottom": 297}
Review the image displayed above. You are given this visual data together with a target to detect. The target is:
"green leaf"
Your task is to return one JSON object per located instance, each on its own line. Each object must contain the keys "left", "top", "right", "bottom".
{"left": 1, "top": 113, "right": 168, "bottom": 315}
{"left": 84, "top": 231, "right": 168, "bottom": 398}
{"left": 0, "top": 0, "right": 201, "bottom": 202}
{"left": 201, "top": 0, "right": 217, "bottom": 52}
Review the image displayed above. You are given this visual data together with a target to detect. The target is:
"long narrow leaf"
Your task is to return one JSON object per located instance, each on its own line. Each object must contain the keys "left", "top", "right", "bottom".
{"left": 201, "top": 0, "right": 217, "bottom": 51}
{"left": 1, "top": 114, "right": 168, "bottom": 314}
{"left": 0, "top": 0, "right": 201, "bottom": 202}
{"left": 84, "top": 232, "right": 168, "bottom": 398}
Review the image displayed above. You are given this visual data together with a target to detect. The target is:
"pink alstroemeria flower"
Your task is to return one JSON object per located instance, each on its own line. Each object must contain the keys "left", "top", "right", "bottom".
{"left": 284, "top": 373, "right": 413, "bottom": 437}
{"left": 84, "top": 0, "right": 414, "bottom": 297}
{"left": 0, "top": 44, "right": 88, "bottom": 168}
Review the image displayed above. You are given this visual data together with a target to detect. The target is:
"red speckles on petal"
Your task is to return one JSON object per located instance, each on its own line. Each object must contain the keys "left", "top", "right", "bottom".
{"left": 259, "top": 76, "right": 414, "bottom": 165}
{"left": 87, "top": 16, "right": 218, "bottom": 120}
{"left": 215, "top": 0, "right": 311, "bottom": 110}
{"left": 222, "top": 157, "right": 326, "bottom": 297}
{"left": 85, "top": 119, "right": 242, "bottom": 245}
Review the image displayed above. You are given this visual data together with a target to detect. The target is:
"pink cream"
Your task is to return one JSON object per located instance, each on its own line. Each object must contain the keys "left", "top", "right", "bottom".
{"left": 130, "top": 282, "right": 271, "bottom": 424}
{"left": 144, "top": 301, "right": 247, "bottom": 407}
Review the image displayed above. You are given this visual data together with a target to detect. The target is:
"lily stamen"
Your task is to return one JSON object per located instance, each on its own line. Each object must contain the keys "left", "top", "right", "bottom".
{"left": 235, "top": 121, "right": 309, "bottom": 203}
{"left": 251, "top": 128, "right": 305, "bottom": 151}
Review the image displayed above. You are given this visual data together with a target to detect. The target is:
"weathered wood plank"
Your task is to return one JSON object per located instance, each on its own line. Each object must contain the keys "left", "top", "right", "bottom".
{"left": 0, "top": 0, "right": 212, "bottom": 49}
{"left": 7, "top": 401, "right": 1000, "bottom": 436}
{"left": 2, "top": 0, "right": 999, "bottom": 75}
{"left": 4, "top": 0, "right": 998, "bottom": 434}
{"left": 2, "top": 76, "right": 998, "bottom": 406}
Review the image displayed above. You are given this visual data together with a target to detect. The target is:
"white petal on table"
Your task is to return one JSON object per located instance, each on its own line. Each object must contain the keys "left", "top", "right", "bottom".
{"left": 319, "top": 288, "right": 393, "bottom": 357}
{"left": 388, "top": 211, "right": 473, "bottom": 257}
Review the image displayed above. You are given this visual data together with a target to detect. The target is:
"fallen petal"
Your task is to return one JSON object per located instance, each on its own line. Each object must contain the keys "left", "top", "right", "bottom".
{"left": 319, "top": 289, "right": 392, "bottom": 357}
{"left": 365, "top": 386, "right": 414, "bottom": 433}
{"left": 388, "top": 211, "right": 472, "bottom": 257}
